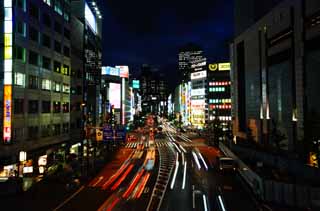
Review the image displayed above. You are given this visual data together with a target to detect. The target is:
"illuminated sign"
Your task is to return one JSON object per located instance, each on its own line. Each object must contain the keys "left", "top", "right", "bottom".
{"left": 191, "top": 99, "right": 206, "bottom": 128}
{"left": 85, "top": 2, "right": 97, "bottom": 34}
{"left": 109, "top": 83, "right": 121, "bottom": 109}
{"left": 102, "top": 66, "right": 120, "bottom": 76}
{"left": 116, "top": 65, "right": 129, "bottom": 78}
{"left": 191, "top": 88, "right": 205, "bottom": 96}
{"left": 132, "top": 80, "right": 140, "bottom": 89}
{"left": 122, "top": 78, "right": 125, "bottom": 125}
{"left": 191, "top": 71, "right": 207, "bottom": 80}
{"left": 209, "top": 62, "right": 231, "bottom": 71}
{"left": 191, "top": 61, "right": 206, "bottom": 68}
{"left": 3, "top": 1, "right": 13, "bottom": 143}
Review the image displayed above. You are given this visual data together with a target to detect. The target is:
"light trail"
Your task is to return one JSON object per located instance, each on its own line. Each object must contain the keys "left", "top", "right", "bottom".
{"left": 122, "top": 169, "right": 145, "bottom": 198}
{"left": 203, "top": 194, "right": 208, "bottom": 211}
{"left": 197, "top": 152, "right": 208, "bottom": 171}
{"left": 106, "top": 197, "right": 120, "bottom": 211}
{"left": 170, "top": 153, "right": 180, "bottom": 189}
{"left": 218, "top": 195, "right": 227, "bottom": 211}
{"left": 182, "top": 161, "right": 187, "bottom": 190}
{"left": 111, "top": 164, "right": 134, "bottom": 191}
{"left": 135, "top": 173, "right": 150, "bottom": 198}
{"left": 192, "top": 151, "right": 201, "bottom": 170}
{"left": 102, "top": 162, "right": 129, "bottom": 190}
{"left": 179, "top": 145, "right": 187, "bottom": 153}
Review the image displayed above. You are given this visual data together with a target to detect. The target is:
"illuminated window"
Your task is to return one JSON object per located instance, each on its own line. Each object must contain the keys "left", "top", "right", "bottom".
{"left": 14, "top": 72, "right": 25, "bottom": 87}
{"left": 62, "top": 84, "right": 70, "bottom": 93}
{"left": 43, "top": 0, "right": 51, "bottom": 6}
{"left": 54, "top": 0, "right": 63, "bottom": 15}
{"left": 4, "top": 21, "right": 12, "bottom": 33}
{"left": 52, "top": 81, "right": 61, "bottom": 92}
{"left": 4, "top": 46, "right": 13, "bottom": 59}
{"left": 4, "top": 0, "right": 12, "bottom": 7}
{"left": 4, "top": 34, "right": 12, "bottom": 46}
{"left": 54, "top": 61, "right": 61, "bottom": 73}
{"left": 41, "top": 79, "right": 51, "bottom": 90}
{"left": 62, "top": 64, "right": 70, "bottom": 75}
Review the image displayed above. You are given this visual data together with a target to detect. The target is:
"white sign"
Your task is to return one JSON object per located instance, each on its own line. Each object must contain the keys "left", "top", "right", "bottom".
{"left": 191, "top": 88, "right": 205, "bottom": 96}
{"left": 191, "top": 71, "right": 207, "bottom": 80}
{"left": 23, "top": 166, "right": 33, "bottom": 174}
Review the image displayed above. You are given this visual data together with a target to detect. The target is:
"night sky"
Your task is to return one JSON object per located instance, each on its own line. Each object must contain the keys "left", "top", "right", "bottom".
{"left": 100, "top": 0, "right": 234, "bottom": 89}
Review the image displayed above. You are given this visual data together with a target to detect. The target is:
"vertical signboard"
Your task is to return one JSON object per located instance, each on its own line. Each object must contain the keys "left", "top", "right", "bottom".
{"left": 103, "top": 125, "right": 113, "bottom": 141}
{"left": 115, "top": 125, "right": 126, "bottom": 141}
{"left": 3, "top": 0, "right": 13, "bottom": 143}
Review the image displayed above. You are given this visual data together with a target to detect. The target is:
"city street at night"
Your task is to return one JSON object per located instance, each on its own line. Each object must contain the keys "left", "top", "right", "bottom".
{"left": 1, "top": 0, "right": 320, "bottom": 210}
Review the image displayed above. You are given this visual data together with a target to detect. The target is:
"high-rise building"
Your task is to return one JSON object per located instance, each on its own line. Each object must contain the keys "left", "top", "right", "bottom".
{"left": 140, "top": 64, "right": 168, "bottom": 115}
{"left": 207, "top": 62, "right": 232, "bottom": 128}
{"left": 178, "top": 43, "right": 206, "bottom": 82}
{"left": 231, "top": 0, "right": 320, "bottom": 153}
{"left": 1, "top": 0, "right": 72, "bottom": 176}
{"left": 234, "top": 0, "right": 283, "bottom": 36}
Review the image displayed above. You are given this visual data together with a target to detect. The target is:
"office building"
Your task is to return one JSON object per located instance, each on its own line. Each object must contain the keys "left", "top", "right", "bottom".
{"left": 231, "top": 0, "right": 320, "bottom": 153}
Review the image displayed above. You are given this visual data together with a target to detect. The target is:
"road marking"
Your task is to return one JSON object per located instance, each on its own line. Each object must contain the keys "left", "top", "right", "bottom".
{"left": 182, "top": 161, "right": 187, "bottom": 190}
{"left": 53, "top": 185, "right": 85, "bottom": 211}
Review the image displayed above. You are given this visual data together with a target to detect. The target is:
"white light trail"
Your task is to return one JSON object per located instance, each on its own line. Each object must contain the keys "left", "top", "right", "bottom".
{"left": 197, "top": 152, "right": 208, "bottom": 171}
{"left": 172, "top": 142, "right": 181, "bottom": 154}
{"left": 170, "top": 160, "right": 179, "bottom": 189}
{"left": 203, "top": 194, "right": 208, "bottom": 211}
{"left": 180, "top": 145, "right": 187, "bottom": 153}
{"left": 182, "top": 161, "right": 187, "bottom": 189}
{"left": 218, "top": 195, "right": 226, "bottom": 211}
{"left": 192, "top": 151, "right": 201, "bottom": 170}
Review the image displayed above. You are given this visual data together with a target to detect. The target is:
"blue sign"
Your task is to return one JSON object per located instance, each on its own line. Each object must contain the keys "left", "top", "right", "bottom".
{"left": 103, "top": 125, "right": 113, "bottom": 141}
{"left": 115, "top": 125, "right": 126, "bottom": 141}
{"left": 101, "top": 66, "right": 120, "bottom": 77}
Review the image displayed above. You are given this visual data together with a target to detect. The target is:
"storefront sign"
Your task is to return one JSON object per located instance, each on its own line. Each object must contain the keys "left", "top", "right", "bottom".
{"left": 103, "top": 125, "right": 113, "bottom": 141}
{"left": 209, "top": 63, "right": 231, "bottom": 71}
{"left": 191, "top": 71, "right": 207, "bottom": 80}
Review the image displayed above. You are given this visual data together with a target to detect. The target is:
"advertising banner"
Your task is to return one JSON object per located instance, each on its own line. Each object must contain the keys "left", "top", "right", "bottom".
{"left": 96, "top": 129, "right": 103, "bottom": 141}
{"left": 116, "top": 65, "right": 129, "bottom": 78}
{"left": 115, "top": 125, "right": 126, "bottom": 141}
{"left": 191, "top": 70, "right": 207, "bottom": 80}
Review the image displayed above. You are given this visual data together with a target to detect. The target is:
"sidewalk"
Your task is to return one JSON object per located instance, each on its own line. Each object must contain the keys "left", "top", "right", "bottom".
{"left": 0, "top": 146, "right": 120, "bottom": 211}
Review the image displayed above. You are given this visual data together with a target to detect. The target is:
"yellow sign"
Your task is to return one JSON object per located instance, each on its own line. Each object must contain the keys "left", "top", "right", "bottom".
{"left": 209, "top": 63, "right": 231, "bottom": 71}
{"left": 96, "top": 129, "right": 103, "bottom": 141}
{"left": 309, "top": 152, "right": 318, "bottom": 168}
{"left": 209, "top": 64, "right": 218, "bottom": 71}
{"left": 218, "top": 63, "right": 231, "bottom": 71}
{"left": 3, "top": 85, "right": 12, "bottom": 143}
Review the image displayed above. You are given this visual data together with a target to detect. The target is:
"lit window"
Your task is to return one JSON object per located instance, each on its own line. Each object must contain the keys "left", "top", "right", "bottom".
{"left": 4, "top": 0, "right": 12, "bottom": 7}
{"left": 41, "top": 79, "right": 51, "bottom": 90}
{"left": 62, "top": 84, "right": 70, "bottom": 93}
{"left": 43, "top": 0, "right": 51, "bottom": 6}
{"left": 14, "top": 72, "right": 25, "bottom": 87}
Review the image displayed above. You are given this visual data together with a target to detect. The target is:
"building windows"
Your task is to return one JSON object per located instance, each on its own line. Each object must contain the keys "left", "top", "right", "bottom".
{"left": 42, "top": 33, "right": 51, "bottom": 48}
{"left": 54, "top": 0, "right": 63, "bottom": 15}
{"left": 53, "top": 101, "right": 61, "bottom": 113}
{"left": 13, "top": 128, "right": 25, "bottom": 141}
{"left": 29, "top": 2, "right": 39, "bottom": 20}
{"left": 42, "top": 56, "right": 51, "bottom": 70}
{"left": 14, "top": 72, "right": 25, "bottom": 87}
{"left": 62, "top": 102, "right": 69, "bottom": 113}
{"left": 64, "top": 28, "right": 70, "bottom": 39}
{"left": 209, "top": 87, "right": 225, "bottom": 92}
{"left": 62, "top": 84, "right": 70, "bottom": 93}
{"left": 62, "top": 123, "right": 69, "bottom": 134}
{"left": 41, "top": 79, "right": 51, "bottom": 91}
{"left": 53, "top": 124, "right": 60, "bottom": 135}
{"left": 28, "top": 100, "right": 39, "bottom": 113}
{"left": 63, "top": 46, "right": 70, "bottom": 57}
{"left": 29, "top": 26, "right": 39, "bottom": 42}
{"left": 54, "top": 61, "right": 61, "bottom": 73}
{"left": 28, "top": 75, "right": 39, "bottom": 89}
{"left": 16, "top": 0, "right": 26, "bottom": 11}
{"left": 14, "top": 99, "right": 24, "bottom": 114}
{"left": 16, "top": 21, "right": 26, "bottom": 37}
{"left": 54, "top": 21, "right": 62, "bottom": 33}
{"left": 41, "top": 125, "right": 51, "bottom": 137}
{"left": 54, "top": 40, "right": 61, "bottom": 53}
{"left": 43, "top": 0, "right": 51, "bottom": 6}
{"left": 52, "top": 81, "right": 61, "bottom": 92}
{"left": 28, "top": 126, "right": 39, "bottom": 139}
{"left": 42, "top": 13, "right": 51, "bottom": 28}
{"left": 62, "top": 64, "right": 70, "bottom": 75}
{"left": 15, "top": 46, "right": 26, "bottom": 62}
{"left": 42, "top": 101, "right": 51, "bottom": 113}
{"left": 29, "top": 50, "right": 39, "bottom": 66}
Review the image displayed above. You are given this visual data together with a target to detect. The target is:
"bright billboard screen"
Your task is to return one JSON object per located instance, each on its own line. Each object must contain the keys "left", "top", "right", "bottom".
{"left": 85, "top": 2, "right": 97, "bottom": 34}
{"left": 109, "top": 83, "right": 121, "bottom": 109}
{"left": 116, "top": 66, "right": 129, "bottom": 78}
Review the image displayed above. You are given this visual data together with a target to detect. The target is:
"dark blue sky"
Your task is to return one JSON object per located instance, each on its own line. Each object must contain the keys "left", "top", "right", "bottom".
{"left": 100, "top": 0, "right": 234, "bottom": 87}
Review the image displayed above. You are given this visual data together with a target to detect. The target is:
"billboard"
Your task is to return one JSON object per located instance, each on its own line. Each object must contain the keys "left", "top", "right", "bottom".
{"left": 109, "top": 83, "right": 121, "bottom": 108}
{"left": 85, "top": 2, "right": 97, "bottom": 34}
{"left": 116, "top": 65, "right": 129, "bottom": 78}
{"left": 102, "top": 66, "right": 120, "bottom": 76}
{"left": 103, "top": 125, "right": 113, "bottom": 141}
{"left": 208, "top": 62, "right": 231, "bottom": 71}
{"left": 132, "top": 80, "right": 140, "bottom": 89}
{"left": 191, "top": 71, "right": 207, "bottom": 80}
{"left": 191, "top": 88, "right": 205, "bottom": 96}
